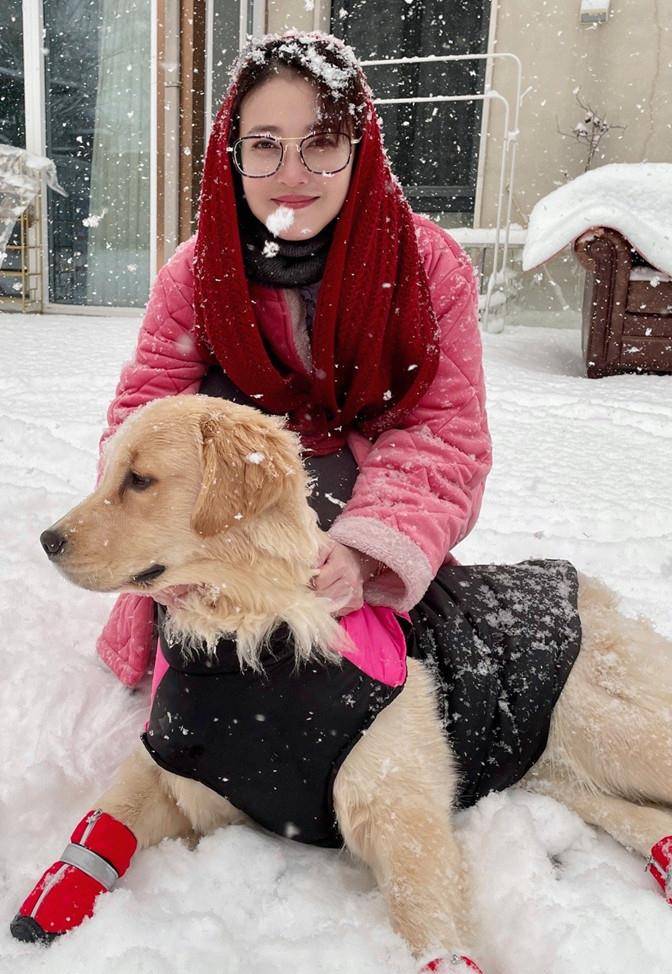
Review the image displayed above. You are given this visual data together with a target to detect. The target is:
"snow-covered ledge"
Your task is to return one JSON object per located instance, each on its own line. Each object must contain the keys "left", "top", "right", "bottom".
{"left": 449, "top": 226, "right": 527, "bottom": 248}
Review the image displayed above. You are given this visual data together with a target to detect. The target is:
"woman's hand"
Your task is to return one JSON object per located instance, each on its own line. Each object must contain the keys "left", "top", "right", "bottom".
{"left": 310, "top": 536, "right": 380, "bottom": 617}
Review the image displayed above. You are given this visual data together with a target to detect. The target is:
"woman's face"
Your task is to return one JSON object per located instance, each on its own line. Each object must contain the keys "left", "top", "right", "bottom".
{"left": 237, "top": 71, "right": 355, "bottom": 241}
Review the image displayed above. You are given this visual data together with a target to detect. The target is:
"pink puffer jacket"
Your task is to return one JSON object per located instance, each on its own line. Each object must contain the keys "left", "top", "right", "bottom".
{"left": 97, "top": 213, "right": 492, "bottom": 685}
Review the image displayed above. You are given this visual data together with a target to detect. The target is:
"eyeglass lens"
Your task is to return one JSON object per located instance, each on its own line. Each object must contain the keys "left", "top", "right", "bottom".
{"left": 235, "top": 132, "right": 351, "bottom": 176}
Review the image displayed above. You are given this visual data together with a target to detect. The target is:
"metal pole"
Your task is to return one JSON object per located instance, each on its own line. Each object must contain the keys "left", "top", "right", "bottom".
{"left": 360, "top": 52, "right": 523, "bottom": 330}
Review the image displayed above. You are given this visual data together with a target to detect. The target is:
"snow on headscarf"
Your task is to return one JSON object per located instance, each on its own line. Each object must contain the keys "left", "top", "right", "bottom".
{"left": 193, "top": 30, "right": 441, "bottom": 456}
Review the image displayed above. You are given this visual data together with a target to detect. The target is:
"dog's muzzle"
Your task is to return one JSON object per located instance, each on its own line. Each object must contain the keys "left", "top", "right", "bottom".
{"left": 130, "top": 564, "right": 167, "bottom": 585}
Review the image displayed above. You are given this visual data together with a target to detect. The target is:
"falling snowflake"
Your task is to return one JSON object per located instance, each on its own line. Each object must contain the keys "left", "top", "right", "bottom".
{"left": 82, "top": 208, "right": 108, "bottom": 228}
{"left": 266, "top": 206, "right": 295, "bottom": 236}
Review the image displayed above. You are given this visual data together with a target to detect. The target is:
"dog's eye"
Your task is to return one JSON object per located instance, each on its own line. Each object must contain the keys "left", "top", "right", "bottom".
{"left": 126, "top": 470, "right": 155, "bottom": 492}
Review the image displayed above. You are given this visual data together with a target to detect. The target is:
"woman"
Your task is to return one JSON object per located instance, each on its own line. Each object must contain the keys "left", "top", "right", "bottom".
{"left": 96, "top": 30, "right": 492, "bottom": 696}
{"left": 12, "top": 32, "right": 492, "bottom": 970}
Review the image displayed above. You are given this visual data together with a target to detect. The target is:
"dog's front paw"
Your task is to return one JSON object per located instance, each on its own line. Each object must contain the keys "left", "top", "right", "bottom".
{"left": 11, "top": 809, "right": 137, "bottom": 944}
{"left": 647, "top": 836, "right": 672, "bottom": 904}
{"left": 420, "top": 954, "right": 484, "bottom": 974}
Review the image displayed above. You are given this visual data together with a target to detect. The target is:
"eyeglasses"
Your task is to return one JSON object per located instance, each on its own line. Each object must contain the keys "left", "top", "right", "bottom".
{"left": 228, "top": 130, "right": 361, "bottom": 178}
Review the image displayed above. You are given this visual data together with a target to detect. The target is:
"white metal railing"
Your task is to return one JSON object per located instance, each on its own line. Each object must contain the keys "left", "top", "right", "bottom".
{"left": 360, "top": 52, "right": 523, "bottom": 329}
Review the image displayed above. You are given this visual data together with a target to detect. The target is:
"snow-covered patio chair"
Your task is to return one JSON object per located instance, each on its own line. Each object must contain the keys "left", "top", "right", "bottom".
{"left": 523, "top": 163, "right": 672, "bottom": 378}
{"left": 0, "top": 145, "right": 66, "bottom": 269}
{"left": 575, "top": 226, "right": 672, "bottom": 378}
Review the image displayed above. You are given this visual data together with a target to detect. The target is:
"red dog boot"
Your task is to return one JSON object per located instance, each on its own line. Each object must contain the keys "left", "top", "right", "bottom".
{"left": 647, "top": 836, "right": 672, "bottom": 904}
{"left": 422, "top": 955, "right": 484, "bottom": 973}
{"left": 11, "top": 809, "right": 137, "bottom": 944}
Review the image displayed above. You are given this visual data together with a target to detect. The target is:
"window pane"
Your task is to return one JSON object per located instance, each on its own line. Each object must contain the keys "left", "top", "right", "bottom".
{"left": 0, "top": 1, "right": 25, "bottom": 149}
{"left": 43, "top": 0, "right": 150, "bottom": 307}
{"left": 333, "top": 0, "right": 490, "bottom": 223}
{"left": 211, "top": 0, "right": 241, "bottom": 114}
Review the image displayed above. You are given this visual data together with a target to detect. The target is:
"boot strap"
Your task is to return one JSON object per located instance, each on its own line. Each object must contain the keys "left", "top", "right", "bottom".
{"left": 60, "top": 843, "right": 119, "bottom": 891}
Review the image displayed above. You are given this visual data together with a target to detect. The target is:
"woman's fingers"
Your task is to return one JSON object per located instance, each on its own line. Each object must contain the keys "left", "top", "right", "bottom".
{"left": 314, "top": 534, "right": 337, "bottom": 568}
{"left": 314, "top": 568, "right": 362, "bottom": 616}
{"left": 313, "top": 557, "right": 341, "bottom": 590}
{"left": 311, "top": 541, "right": 366, "bottom": 615}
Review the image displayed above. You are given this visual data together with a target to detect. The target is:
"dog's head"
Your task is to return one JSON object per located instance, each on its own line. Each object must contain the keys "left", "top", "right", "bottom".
{"left": 41, "top": 395, "right": 317, "bottom": 597}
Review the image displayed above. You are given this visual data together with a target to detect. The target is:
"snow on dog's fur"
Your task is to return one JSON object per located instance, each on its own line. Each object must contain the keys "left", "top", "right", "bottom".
{"left": 35, "top": 393, "right": 672, "bottom": 968}
{"left": 48, "top": 395, "right": 351, "bottom": 670}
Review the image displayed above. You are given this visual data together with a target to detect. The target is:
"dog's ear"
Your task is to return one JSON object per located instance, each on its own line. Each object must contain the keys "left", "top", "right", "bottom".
{"left": 191, "top": 415, "right": 301, "bottom": 537}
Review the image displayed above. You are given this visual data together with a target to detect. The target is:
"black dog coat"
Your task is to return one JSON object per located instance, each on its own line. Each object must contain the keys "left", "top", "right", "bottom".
{"left": 142, "top": 560, "right": 582, "bottom": 846}
{"left": 407, "top": 559, "right": 583, "bottom": 808}
{"left": 142, "top": 610, "right": 408, "bottom": 847}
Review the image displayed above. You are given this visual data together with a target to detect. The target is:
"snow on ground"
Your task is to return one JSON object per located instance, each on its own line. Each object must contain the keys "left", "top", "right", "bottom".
{"left": 1, "top": 312, "right": 671, "bottom": 974}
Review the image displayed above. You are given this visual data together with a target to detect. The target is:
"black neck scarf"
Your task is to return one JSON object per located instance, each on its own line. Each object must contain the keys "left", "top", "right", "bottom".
{"left": 238, "top": 197, "right": 335, "bottom": 287}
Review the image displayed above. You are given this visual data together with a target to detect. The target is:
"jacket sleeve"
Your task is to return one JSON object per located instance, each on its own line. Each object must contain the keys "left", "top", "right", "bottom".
{"left": 328, "top": 231, "right": 492, "bottom": 612}
{"left": 96, "top": 236, "right": 210, "bottom": 480}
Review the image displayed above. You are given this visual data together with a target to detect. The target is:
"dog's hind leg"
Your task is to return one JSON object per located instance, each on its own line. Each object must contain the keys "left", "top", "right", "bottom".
{"left": 541, "top": 574, "right": 672, "bottom": 811}
{"left": 523, "top": 767, "right": 672, "bottom": 901}
{"left": 334, "top": 661, "right": 478, "bottom": 969}
{"left": 520, "top": 573, "right": 672, "bottom": 907}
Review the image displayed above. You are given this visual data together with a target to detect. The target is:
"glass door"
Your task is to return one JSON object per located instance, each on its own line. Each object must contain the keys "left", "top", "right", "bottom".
{"left": 0, "top": 1, "right": 24, "bottom": 149}
{"left": 207, "top": 0, "right": 255, "bottom": 136}
{"left": 41, "top": 0, "right": 151, "bottom": 308}
{"left": 209, "top": 0, "right": 244, "bottom": 118}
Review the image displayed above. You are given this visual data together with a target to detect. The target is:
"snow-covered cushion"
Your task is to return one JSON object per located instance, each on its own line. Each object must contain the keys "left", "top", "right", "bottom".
{"left": 522, "top": 163, "right": 672, "bottom": 276}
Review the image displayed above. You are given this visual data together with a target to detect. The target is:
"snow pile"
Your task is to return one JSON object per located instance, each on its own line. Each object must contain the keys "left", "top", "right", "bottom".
{"left": 1, "top": 315, "right": 671, "bottom": 973}
{"left": 0, "top": 146, "right": 67, "bottom": 268}
{"left": 522, "top": 163, "right": 672, "bottom": 275}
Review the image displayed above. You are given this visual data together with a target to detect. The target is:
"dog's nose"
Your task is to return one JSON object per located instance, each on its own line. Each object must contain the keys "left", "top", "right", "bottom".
{"left": 40, "top": 529, "right": 67, "bottom": 558}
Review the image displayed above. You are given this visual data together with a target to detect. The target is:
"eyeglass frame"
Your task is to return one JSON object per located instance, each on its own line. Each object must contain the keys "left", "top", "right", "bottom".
{"left": 227, "top": 130, "right": 362, "bottom": 178}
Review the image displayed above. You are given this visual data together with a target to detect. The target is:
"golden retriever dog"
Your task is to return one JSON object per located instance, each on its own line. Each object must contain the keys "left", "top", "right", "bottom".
{"left": 20, "top": 395, "right": 672, "bottom": 970}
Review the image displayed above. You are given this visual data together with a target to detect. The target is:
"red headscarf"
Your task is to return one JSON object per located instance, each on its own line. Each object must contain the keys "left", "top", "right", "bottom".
{"left": 194, "top": 32, "right": 440, "bottom": 456}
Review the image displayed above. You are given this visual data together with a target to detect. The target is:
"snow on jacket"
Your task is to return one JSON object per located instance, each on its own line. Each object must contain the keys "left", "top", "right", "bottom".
{"left": 96, "top": 213, "right": 492, "bottom": 686}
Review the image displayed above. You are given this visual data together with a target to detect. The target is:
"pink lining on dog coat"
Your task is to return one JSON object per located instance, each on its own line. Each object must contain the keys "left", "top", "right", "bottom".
{"left": 148, "top": 604, "right": 409, "bottom": 710}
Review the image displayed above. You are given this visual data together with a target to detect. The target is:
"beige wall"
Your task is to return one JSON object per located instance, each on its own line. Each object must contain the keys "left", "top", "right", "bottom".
{"left": 257, "top": 0, "right": 671, "bottom": 321}
{"left": 259, "top": 0, "right": 671, "bottom": 225}
{"left": 482, "top": 0, "right": 672, "bottom": 228}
